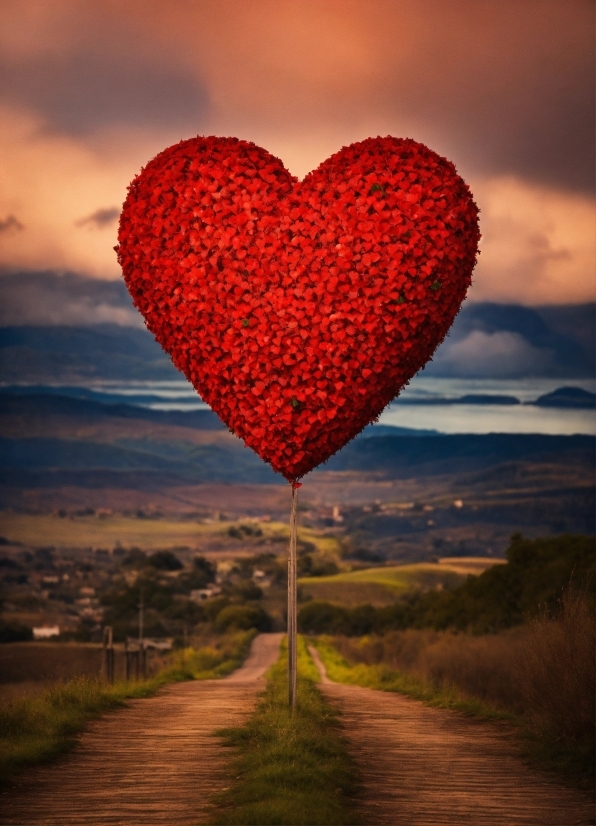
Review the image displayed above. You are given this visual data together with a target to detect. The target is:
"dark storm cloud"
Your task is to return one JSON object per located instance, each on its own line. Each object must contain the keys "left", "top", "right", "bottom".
{"left": 0, "top": 0, "right": 592, "bottom": 193}
{"left": 367, "top": 0, "right": 595, "bottom": 195}
{"left": 0, "top": 49, "right": 209, "bottom": 135}
{"left": 0, "top": 270, "right": 142, "bottom": 327}
{"left": 76, "top": 208, "right": 120, "bottom": 229}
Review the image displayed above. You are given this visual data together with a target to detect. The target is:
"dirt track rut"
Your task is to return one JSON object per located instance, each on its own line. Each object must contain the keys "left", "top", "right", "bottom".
{"left": 1, "top": 633, "right": 282, "bottom": 826}
{"left": 310, "top": 645, "right": 594, "bottom": 826}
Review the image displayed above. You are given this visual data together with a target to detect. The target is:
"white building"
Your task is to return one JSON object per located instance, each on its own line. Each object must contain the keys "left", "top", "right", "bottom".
{"left": 33, "top": 625, "right": 60, "bottom": 639}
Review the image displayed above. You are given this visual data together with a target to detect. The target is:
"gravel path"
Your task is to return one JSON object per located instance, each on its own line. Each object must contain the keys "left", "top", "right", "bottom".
{"left": 309, "top": 645, "right": 594, "bottom": 826}
{"left": 1, "top": 633, "right": 282, "bottom": 826}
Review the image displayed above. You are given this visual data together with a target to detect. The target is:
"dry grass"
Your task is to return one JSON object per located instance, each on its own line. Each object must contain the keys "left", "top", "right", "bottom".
{"left": 325, "top": 591, "right": 595, "bottom": 785}
{"left": 332, "top": 627, "right": 529, "bottom": 712}
{"left": 517, "top": 592, "right": 595, "bottom": 770}
{"left": 0, "top": 642, "right": 170, "bottom": 701}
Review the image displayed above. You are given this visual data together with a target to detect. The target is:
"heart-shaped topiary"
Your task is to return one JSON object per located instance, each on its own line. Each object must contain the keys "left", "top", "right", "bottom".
{"left": 117, "top": 136, "right": 479, "bottom": 481}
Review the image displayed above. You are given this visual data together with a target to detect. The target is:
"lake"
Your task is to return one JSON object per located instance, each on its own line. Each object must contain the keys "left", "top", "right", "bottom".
{"left": 85, "top": 376, "right": 596, "bottom": 436}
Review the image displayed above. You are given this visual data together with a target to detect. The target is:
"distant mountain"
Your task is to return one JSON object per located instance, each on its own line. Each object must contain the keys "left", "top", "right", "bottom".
{"left": 325, "top": 431, "right": 595, "bottom": 478}
{"left": 533, "top": 387, "right": 595, "bottom": 409}
{"left": 0, "top": 393, "right": 223, "bottom": 430}
{"left": 0, "top": 325, "right": 179, "bottom": 383}
{"left": 1, "top": 269, "right": 594, "bottom": 380}
{"left": 0, "top": 395, "right": 593, "bottom": 489}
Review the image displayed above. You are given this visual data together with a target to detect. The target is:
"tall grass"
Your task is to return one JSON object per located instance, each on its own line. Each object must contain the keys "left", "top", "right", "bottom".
{"left": 330, "top": 627, "right": 528, "bottom": 712}
{"left": 314, "top": 591, "right": 595, "bottom": 785}
{"left": 517, "top": 591, "right": 595, "bottom": 780}
{"left": 213, "top": 636, "right": 359, "bottom": 825}
{"left": 0, "top": 630, "right": 255, "bottom": 782}
{"left": 314, "top": 637, "right": 506, "bottom": 719}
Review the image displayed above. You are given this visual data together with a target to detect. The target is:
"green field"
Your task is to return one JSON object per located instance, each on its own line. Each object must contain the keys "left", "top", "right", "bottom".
{"left": 299, "top": 559, "right": 503, "bottom": 607}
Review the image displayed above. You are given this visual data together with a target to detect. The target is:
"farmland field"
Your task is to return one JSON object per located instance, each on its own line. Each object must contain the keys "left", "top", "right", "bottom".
{"left": 0, "top": 512, "right": 342, "bottom": 557}
{"left": 299, "top": 557, "right": 505, "bottom": 606}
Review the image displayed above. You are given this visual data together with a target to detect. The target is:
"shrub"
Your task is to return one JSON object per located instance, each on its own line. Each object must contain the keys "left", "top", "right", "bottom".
{"left": 518, "top": 590, "right": 595, "bottom": 768}
{"left": 298, "top": 601, "right": 352, "bottom": 635}
{"left": 215, "top": 604, "right": 272, "bottom": 632}
{"left": 146, "top": 550, "right": 183, "bottom": 571}
{"left": 0, "top": 620, "right": 33, "bottom": 643}
{"left": 302, "top": 534, "right": 595, "bottom": 635}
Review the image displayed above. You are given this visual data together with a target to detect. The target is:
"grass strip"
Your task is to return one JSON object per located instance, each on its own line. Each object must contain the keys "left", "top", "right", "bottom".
{"left": 166, "top": 629, "right": 257, "bottom": 680}
{"left": 213, "top": 635, "right": 359, "bottom": 825}
{"left": 312, "top": 636, "right": 511, "bottom": 721}
{"left": 0, "top": 630, "right": 255, "bottom": 783}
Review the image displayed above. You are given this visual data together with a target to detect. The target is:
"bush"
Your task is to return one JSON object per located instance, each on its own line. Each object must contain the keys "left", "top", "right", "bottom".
{"left": 319, "top": 589, "right": 595, "bottom": 785}
{"left": 409, "top": 533, "right": 594, "bottom": 632}
{"left": 298, "top": 601, "right": 352, "bottom": 635}
{"left": 146, "top": 550, "right": 183, "bottom": 571}
{"left": 299, "top": 601, "right": 377, "bottom": 636}
{"left": 301, "top": 534, "right": 595, "bottom": 635}
{"left": 215, "top": 604, "right": 272, "bottom": 632}
{"left": 0, "top": 620, "right": 33, "bottom": 643}
{"left": 518, "top": 590, "right": 595, "bottom": 772}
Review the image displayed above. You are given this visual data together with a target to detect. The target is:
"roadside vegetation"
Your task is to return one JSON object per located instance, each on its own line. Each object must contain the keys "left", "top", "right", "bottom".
{"left": 0, "top": 629, "right": 255, "bottom": 784}
{"left": 299, "top": 534, "right": 594, "bottom": 635}
{"left": 316, "top": 537, "right": 596, "bottom": 787}
{"left": 213, "top": 636, "right": 359, "bottom": 826}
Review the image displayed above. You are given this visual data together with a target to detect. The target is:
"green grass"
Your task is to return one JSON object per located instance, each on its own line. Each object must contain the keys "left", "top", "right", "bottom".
{"left": 299, "top": 563, "right": 468, "bottom": 606}
{"left": 0, "top": 630, "right": 255, "bottom": 783}
{"left": 212, "top": 636, "right": 359, "bottom": 825}
{"left": 165, "top": 630, "right": 257, "bottom": 680}
{"left": 312, "top": 637, "right": 511, "bottom": 721}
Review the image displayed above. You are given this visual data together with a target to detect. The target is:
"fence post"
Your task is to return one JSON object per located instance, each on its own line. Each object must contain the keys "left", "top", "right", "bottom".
{"left": 125, "top": 638, "right": 131, "bottom": 681}
{"left": 103, "top": 626, "right": 114, "bottom": 684}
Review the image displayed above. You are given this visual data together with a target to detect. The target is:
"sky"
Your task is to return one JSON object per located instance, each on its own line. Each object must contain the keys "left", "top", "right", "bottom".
{"left": 0, "top": 0, "right": 594, "bottom": 306}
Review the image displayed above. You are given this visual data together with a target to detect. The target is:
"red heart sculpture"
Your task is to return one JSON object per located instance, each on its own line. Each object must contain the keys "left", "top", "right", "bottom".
{"left": 117, "top": 136, "right": 479, "bottom": 482}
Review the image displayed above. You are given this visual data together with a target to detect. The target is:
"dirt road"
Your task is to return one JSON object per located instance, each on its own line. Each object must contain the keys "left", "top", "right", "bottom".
{"left": 310, "top": 646, "right": 594, "bottom": 826}
{"left": 1, "top": 633, "right": 282, "bottom": 826}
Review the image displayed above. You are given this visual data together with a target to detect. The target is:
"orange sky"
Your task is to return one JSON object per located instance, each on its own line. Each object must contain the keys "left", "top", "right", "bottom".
{"left": 0, "top": 0, "right": 593, "bottom": 304}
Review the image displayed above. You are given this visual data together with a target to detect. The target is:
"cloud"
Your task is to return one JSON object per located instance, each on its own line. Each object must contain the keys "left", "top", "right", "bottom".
{"left": 0, "top": 214, "right": 23, "bottom": 234}
{"left": 0, "top": 105, "right": 138, "bottom": 277}
{"left": 127, "top": 0, "right": 594, "bottom": 193}
{"left": 468, "top": 176, "right": 595, "bottom": 305}
{"left": 0, "top": 269, "right": 143, "bottom": 327}
{"left": 0, "top": 0, "right": 210, "bottom": 138}
{"left": 76, "top": 208, "right": 120, "bottom": 229}
{"left": 429, "top": 330, "right": 551, "bottom": 378}
{"left": 0, "top": 0, "right": 592, "bottom": 302}
{"left": 0, "top": 0, "right": 592, "bottom": 190}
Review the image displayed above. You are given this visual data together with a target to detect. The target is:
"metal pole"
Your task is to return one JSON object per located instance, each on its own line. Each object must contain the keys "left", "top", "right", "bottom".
{"left": 287, "top": 484, "right": 298, "bottom": 710}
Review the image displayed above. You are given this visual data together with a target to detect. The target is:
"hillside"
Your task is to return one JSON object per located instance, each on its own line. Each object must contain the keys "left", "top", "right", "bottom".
{"left": 0, "top": 394, "right": 593, "bottom": 561}
{"left": 298, "top": 534, "right": 595, "bottom": 634}
{"left": 1, "top": 271, "right": 593, "bottom": 381}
